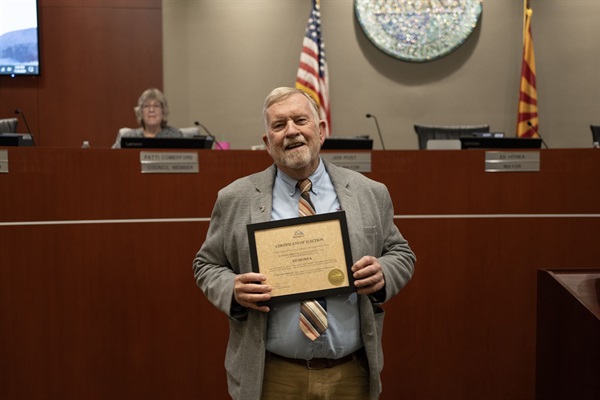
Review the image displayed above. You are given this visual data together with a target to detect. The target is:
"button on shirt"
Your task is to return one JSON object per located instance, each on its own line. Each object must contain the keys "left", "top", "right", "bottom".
{"left": 266, "top": 159, "right": 363, "bottom": 360}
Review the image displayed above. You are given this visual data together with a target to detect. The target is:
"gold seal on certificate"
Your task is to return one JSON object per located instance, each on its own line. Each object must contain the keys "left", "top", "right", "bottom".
{"left": 328, "top": 269, "right": 345, "bottom": 286}
{"left": 247, "top": 211, "right": 355, "bottom": 304}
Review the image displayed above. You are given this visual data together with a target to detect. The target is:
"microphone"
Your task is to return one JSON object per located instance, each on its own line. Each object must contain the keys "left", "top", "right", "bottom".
{"left": 365, "top": 113, "right": 386, "bottom": 150}
{"left": 526, "top": 121, "right": 548, "bottom": 149}
{"left": 194, "top": 121, "right": 223, "bottom": 150}
{"left": 14, "top": 108, "right": 36, "bottom": 146}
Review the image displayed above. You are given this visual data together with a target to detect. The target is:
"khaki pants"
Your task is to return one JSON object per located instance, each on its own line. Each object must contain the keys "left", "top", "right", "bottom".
{"left": 261, "top": 353, "right": 370, "bottom": 400}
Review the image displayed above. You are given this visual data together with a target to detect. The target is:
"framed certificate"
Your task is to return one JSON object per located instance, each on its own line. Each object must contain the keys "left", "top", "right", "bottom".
{"left": 247, "top": 211, "right": 355, "bottom": 304}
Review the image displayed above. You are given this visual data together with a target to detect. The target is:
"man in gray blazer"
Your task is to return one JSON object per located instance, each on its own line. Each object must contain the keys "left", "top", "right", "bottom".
{"left": 193, "top": 87, "right": 415, "bottom": 400}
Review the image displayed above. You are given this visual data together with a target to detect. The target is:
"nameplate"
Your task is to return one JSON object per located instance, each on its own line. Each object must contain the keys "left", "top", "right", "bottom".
{"left": 484, "top": 151, "right": 540, "bottom": 172}
{"left": 0, "top": 150, "right": 8, "bottom": 173}
{"left": 321, "top": 152, "right": 371, "bottom": 173}
{"left": 139, "top": 151, "right": 199, "bottom": 174}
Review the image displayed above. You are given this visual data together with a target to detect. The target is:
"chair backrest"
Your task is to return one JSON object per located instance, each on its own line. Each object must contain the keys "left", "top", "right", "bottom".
{"left": 591, "top": 125, "right": 600, "bottom": 144}
{"left": 180, "top": 127, "right": 200, "bottom": 138}
{"left": 111, "top": 127, "right": 134, "bottom": 149}
{"left": 414, "top": 124, "right": 490, "bottom": 150}
{"left": 0, "top": 118, "right": 18, "bottom": 134}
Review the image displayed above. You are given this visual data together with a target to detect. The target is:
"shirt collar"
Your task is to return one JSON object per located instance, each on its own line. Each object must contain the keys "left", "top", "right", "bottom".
{"left": 276, "top": 157, "right": 325, "bottom": 197}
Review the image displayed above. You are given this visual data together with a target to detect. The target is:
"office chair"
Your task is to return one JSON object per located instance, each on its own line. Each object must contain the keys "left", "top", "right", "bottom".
{"left": 0, "top": 118, "right": 18, "bottom": 134}
{"left": 180, "top": 127, "right": 200, "bottom": 138}
{"left": 591, "top": 124, "right": 600, "bottom": 145}
{"left": 414, "top": 124, "right": 490, "bottom": 150}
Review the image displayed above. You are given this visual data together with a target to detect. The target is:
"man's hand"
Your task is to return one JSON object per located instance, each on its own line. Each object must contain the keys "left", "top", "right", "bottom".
{"left": 352, "top": 256, "right": 385, "bottom": 295}
{"left": 234, "top": 272, "right": 272, "bottom": 312}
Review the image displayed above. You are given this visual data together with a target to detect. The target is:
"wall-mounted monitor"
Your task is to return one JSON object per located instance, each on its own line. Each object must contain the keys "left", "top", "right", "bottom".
{"left": 0, "top": 0, "right": 40, "bottom": 76}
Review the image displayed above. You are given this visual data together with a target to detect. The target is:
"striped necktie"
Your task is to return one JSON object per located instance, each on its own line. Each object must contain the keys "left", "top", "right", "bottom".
{"left": 297, "top": 179, "right": 327, "bottom": 341}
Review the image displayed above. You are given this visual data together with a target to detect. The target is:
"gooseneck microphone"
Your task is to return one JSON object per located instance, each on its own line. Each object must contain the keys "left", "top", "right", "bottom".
{"left": 526, "top": 121, "right": 548, "bottom": 149}
{"left": 194, "top": 121, "right": 223, "bottom": 150}
{"left": 14, "top": 108, "right": 36, "bottom": 146}
{"left": 365, "top": 113, "right": 386, "bottom": 150}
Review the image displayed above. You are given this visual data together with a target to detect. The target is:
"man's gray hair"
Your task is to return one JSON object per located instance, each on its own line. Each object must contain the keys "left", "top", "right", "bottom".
{"left": 262, "top": 87, "right": 320, "bottom": 131}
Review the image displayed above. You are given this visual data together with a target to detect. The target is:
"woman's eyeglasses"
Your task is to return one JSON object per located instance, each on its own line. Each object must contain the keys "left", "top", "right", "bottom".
{"left": 142, "top": 103, "right": 162, "bottom": 110}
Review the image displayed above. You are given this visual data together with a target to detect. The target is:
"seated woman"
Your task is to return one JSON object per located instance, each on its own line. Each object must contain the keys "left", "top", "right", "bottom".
{"left": 112, "top": 88, "right": 182, "bottom": 148}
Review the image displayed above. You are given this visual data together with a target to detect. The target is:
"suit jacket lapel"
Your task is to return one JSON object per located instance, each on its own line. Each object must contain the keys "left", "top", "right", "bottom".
{"left": 324, "top": 161, "right": 363, "bottom": 262}
{"left": 250, "top": 165, "right": 276, "bottom": 224}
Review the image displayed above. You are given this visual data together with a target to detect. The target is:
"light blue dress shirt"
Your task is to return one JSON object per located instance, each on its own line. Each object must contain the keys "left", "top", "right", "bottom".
{"left": 266, "top": 158, "right": 363, "bottom": 360}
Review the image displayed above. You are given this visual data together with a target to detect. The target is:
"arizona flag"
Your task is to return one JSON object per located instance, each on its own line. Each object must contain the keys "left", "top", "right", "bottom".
{"left": 517, "top": 1, "right": 538, "bottom": 138}
{"left": 295, "top": 0, "right": 331, "bottom": 136}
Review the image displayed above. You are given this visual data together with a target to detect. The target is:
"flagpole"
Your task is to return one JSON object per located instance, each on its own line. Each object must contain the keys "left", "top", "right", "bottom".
{"left": 523, "top": 0, "right": 528, "bottom": 45}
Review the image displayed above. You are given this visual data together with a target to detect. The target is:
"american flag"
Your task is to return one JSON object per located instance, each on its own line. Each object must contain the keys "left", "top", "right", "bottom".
{"left": 295, "top": 0, "right": 331, "bottom": 136}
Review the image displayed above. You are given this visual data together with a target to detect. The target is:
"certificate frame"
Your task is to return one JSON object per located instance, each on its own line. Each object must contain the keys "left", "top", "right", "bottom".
{"left": 247, "top": 211, "right": 355, "bottom": 305}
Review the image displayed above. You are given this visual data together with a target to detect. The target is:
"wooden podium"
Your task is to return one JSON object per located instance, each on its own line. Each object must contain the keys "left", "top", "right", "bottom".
{"left": 536, "top": 269, "right": 600, "bottom": 400}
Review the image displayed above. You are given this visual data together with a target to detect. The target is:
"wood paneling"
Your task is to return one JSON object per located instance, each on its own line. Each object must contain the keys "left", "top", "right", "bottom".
{"left": 0, "top": 0, "right": 162, "bottom": 148}
{"left": 1, "top": 149, "right": 599, "bottom": 399}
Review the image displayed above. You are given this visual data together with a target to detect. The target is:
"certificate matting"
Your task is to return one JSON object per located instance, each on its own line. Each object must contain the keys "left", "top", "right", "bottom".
{"left": 247, "top": 211, "right": 354, "bottom": 304}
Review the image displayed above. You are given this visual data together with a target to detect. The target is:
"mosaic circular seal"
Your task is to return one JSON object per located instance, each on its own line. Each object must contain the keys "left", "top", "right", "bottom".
{"left": 328, "top": 268, "right": 345, "bottom": 286}
{"left": 355, "top": 0, "right": 483, "bottom": 62}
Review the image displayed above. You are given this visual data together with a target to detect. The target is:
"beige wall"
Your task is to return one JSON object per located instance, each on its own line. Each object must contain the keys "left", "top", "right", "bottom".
{"left": 163, "top": 0, "right": 600, "bottom": 150}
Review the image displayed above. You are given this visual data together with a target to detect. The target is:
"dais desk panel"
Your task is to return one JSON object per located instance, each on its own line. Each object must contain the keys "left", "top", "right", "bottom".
{"left": 1, "top": 148, "right": 599, "bottom": 400}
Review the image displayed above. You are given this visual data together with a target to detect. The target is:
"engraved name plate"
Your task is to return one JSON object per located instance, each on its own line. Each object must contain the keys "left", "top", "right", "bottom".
{"left": 484, "top": 151, "right": 540, "bottom": 172}
{"left": 140, "top": 151, "right": 199, "bottom": 174}
{"left": 321, "top": 152, "right": 372, "bottom": 173}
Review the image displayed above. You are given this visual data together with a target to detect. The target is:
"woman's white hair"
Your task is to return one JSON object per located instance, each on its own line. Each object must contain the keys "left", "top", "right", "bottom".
{"left": 134, "top": 88, "right": 170, "bottom": 128}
